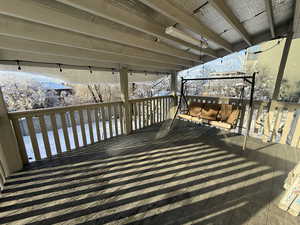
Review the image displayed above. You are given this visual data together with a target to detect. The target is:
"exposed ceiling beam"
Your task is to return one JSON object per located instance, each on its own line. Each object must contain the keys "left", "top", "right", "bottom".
{"left": 293, "top": 0, "right": 300, "bottom": 38}
{"left": 138, "top": 0, "right": 233, "bottom": 52}
{"left": 264, "top": 0, "right": 276, "bottom": 38}
{"left": 56, "top": 0, "right": 218, "bottom": 58}
{"left": 0, "top": 15, "right": 193, "bottom": 67}
{"left": 209, "top": 0, "right": 252, "bottom": 46}
{"left": 0, "top": 35, "right": 183, "bottom": 71}
{"left": 0, "top": 0, "right": 200, "bottom": 62}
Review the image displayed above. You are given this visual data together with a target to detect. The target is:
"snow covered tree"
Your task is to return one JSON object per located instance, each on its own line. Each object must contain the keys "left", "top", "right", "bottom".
{"left": 0, "top": 73, "right": 50, "bottom": 111}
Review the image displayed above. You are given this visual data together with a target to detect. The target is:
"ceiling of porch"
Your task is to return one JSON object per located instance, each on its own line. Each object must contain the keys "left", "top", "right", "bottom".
{"left": 0, "top": 0, "right": 299, "bottom": 75}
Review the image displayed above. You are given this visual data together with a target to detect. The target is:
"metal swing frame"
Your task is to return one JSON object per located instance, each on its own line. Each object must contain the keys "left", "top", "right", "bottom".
{"left": 171, "top": 72, "right": 256, "bottom": 151}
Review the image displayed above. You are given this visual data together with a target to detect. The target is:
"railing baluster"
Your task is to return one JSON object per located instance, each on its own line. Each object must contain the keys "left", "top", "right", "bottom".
{"left": 11, "top": 118, "right": 28, "bottom": 164}
{"left": 142, "top": 101, "right": 145, "bottom": 128}
{"left": 166, "top": 97, "right": 168, "bottom": 120}
{"left": 164, "top": 97, "right": 167, "bottom": 120}
{"left": 87, "top": 109, "right": 94, "bottom": 144}
{"left": 168, "top": 97, "right": 170, "bottom": 119}
{"left": 161, "top": 97, "right": 164, "bottom": 121}
{"left": 272, "top": 107, "right": 283, "bottom": 142}
{"left": 138, "top": 102, "right": 142, "bottom": 129}
{"left": 94, "top": 108, "right": 101, "bottom": 142}
{"left": 157, "top": 98, "right": 159, "bottom": 123}
{"left": 150, "top": 99, "right": 154, "bottom": 125}
{"left": 134, "top": 103, "right": 138, "bottom": 130}
{"left": 161, "top": 98, "right": 163, "bottom": 122}
{"left": 100, "top": 106, "right": 107, "bottom": 140}
{"left": 50, "top": 113, "right": 62, "bottom": 155}
{"left": 148, "top": 99, "right": 151, "bottom": 126}
{"left": 26, "top": 116, "right": 41, "bottom": 161}
{"left": 79, "top": 110, "right": 87, "bottom": 146}
{"left": 39, "top": 115, "right": 52, "bottom": 158}
{"left": 280, "top": 107, "right": 295, "bottom": 144}
{"left": 70, "top": 110, "right": 79, "bottom": 149}
{"left": 119, "top": 103, "right": 124, "bottom": 135}
{"left": 291, "top": 110, "right": 300, "bottom": 147}
{"left": 146, "top": 100, "right": 150, "bottom": 127}
{"left": 107, "top": 105, "right": 113, "bottom": 138}
{"left": 254, "top": 103, "right": 264, "bottom": 134}
{"left": 159, "top": 98, "right": 161, "bottom": 122}
{"left": 158, "top": 98, "right": 160, "bottom": 122}
{"left": 60, "top": 112, "right": 71, "bottom": 151}
{"left": 155, "top": 98, "right": 158, "bottom": 123}
{"left": 113, "top": 104, "right": 119, "bottom": 136}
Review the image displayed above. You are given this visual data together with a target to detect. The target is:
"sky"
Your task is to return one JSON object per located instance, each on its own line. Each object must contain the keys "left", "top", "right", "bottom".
{"left": 179, "top": 45, "right": 260, "bottom": 78}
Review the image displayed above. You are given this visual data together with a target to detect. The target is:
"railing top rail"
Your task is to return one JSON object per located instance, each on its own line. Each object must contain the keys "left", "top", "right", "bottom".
{"left": 8, "top": 101, "right": 123, "bottom": 119}
{"left": 186, "top": 96, "right": 300, "bottom": 108}
{"left": 129, "top": 95, "right": 172, "bottom": 103}
{"left": 271, "top": 101, "right": 300, "bottom": 108}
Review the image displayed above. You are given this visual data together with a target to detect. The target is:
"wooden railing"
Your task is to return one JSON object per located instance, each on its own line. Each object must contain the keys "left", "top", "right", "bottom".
{"left": 8, "top": 96, "right": 174, "bottom": 163}
{"left": 9, "top": 94, "right": 299, "bottom": 164}
{"left": 184, "top": 96, "right": 300, "bottom": 149}
{"left": 130, "top": 96, "right": 172, "bottom": 131}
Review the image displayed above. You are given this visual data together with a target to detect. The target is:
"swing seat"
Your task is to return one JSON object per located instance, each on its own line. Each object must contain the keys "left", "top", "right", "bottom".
{"left": 178, "top": 102, "right": 240, "bottom": 130}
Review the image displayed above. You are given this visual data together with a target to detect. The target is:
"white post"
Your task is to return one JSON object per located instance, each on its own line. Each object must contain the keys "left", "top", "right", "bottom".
{"left": 0, "top": 88, "right": 23, "bottom": 177}
{"left": 264, "top": 33, "right": 293, "bottom": 142}
{"left": 272, "top": 32, "right": 293, "bottom": 100}
{"left": 119, "top": 68, "right": 132, "bottom": 134}
{"left": 169, "top": 71, "right": 178, "bottom": 117}
{"left": 170, "top": 71, "right": 178, "bottom": 97}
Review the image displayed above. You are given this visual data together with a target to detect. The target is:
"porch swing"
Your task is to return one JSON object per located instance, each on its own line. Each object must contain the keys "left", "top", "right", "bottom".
{"left": 170, "top": 73, "right": 256, "bottom": 150}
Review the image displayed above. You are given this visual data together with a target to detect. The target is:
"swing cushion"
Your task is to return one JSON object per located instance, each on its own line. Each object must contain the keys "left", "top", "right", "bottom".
{"left": 226, "top": 108, "right": 240, "bottom": 125}
{"left": 188, "top": 102, "right": 205, "bottom": 117}
{"left": 200, "top": 103, "right": 221, "bottom": 120}
{"left": 218, "top": 104, "right": 233, "bottom": 121}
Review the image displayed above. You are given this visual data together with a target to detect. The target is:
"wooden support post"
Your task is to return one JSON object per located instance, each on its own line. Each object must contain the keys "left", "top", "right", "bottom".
{"left": 0, "top": 88, "right": 23, "bottom": 177}
{"left": 169, "top": 71, "right": 178, "bottom": 118}
{"left": 119, "top": 67, "right": 132, "bottom": 134}
{"left": 272, "top": 32, "right": 293, "bottom": 101}
{"left": 264, "top": 32, "right": 293, "bottom": 142}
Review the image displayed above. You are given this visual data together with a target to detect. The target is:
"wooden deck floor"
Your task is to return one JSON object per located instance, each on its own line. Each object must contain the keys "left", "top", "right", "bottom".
{"left": 1, "top": 121, "right": 300, "bottom": 225}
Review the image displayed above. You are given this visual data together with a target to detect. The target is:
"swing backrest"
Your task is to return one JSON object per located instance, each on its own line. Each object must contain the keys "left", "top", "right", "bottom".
{"left": 187, "top": 102, "right": 240, "bottom": 127}
{"left": 218, "top": 104, "right": 233, "bottom": 121}
{"left": 218, "top": 104, "right": 240, "bottom": 126}
{"left": 188, "top": 102, "right": 205, "bottom": 117}
{"left": 226, "top": 108, "right": 240, "bottom": 126}
{"left": 200, "top": 103, "right": 221, "bottom": 120}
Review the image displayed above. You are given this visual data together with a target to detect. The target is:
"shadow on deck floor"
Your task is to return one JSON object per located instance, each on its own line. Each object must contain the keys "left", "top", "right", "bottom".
{"left": 1, "top": 121, "right": 300, "bottom": 225}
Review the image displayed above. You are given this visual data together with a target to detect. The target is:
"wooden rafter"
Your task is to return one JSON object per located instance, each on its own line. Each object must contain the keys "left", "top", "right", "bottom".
{"left": 138, "top": 0, "right": 233, "bottom": 52}
{"left": 57, "top": 0, "right": 218, "bottom": 58}
{"left": 209, "top": 0, "right": 252, "bottom": 46}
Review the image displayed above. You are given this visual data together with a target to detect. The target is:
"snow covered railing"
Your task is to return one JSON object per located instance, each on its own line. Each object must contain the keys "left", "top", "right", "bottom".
{"left": 8, "top": 96, "right": 174, "bottom": 163}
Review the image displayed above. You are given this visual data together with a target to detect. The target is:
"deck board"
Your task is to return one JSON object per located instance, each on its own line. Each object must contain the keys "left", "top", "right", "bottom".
{"left": 1, "top": 121, "right": 300, "bottom": 225}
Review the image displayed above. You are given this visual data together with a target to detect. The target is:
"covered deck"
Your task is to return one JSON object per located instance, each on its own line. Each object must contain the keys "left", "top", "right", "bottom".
{"left": 1, "top": 122, "right": 300, "bottom": 225}
{"left": 1, "top": 0, "right": 300, "bottom": 224}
